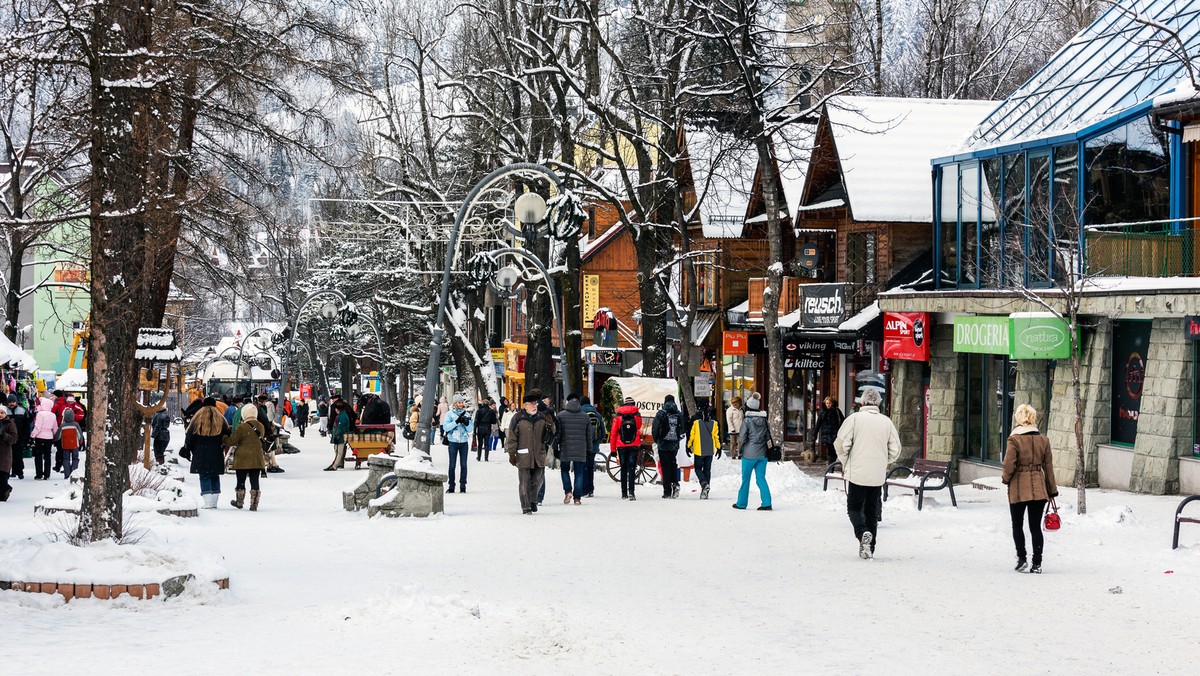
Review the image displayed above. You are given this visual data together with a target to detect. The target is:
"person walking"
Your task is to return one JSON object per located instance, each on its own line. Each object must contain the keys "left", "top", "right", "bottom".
{"left": 579, "top": 396, "right": 605, "bottom": 498}
{"left": 30, "top": 397, "right": 58, "bottom": 481}
{"left": 294, "top": 398, "right": 310, "bottom": 438}
{"left": 7, "top": 394, "right": 30, "bottom": 480}
{"left": 652, "top": 394, "right": 687, "bottom": 499}
{"left": 474, "top": 398, "right": 498, "bottom": 462}
{"left": 1002, "top": 404, "right": 1058, "bottom": 574}
{"left": 734, "top": 393, "right": 772, "bottom": 511}
{"left": 505, "top": 394, "right": 554, "bottom": 514}
{"left": 227, "top": 404, "right": 267, "bottom": 511}
{"left": 185, "top": 398, "right": 231, "bottom": 509}
{"left": 326, "top": 400, "right": 351, "bottom": 471}
{"left": 556, "top": 394, "right": 594, "bottom": 505}
{"left": 609, "top": 396, "right": 644, "bottom": 501}
{"left": 151, "top": 407, "right": 172, "bottom": 465}
{"left": 814, "top": 396, "right": 845, "bottom": 464}
{"left": 688, "top": 403, "right": 721, "bottom": 499}
{"left": 317, "top": 398, "right": 330, "bottom": 437}
{"left": 407, "top": 397, "right": 422, "bottom": 441}
{"left": 442, "top": 394, "right": 473, "bottom": 493}
{"left": 56, "top": 409, "right": 84, "bottom": 480}
{"left": 436, "top": 396, "right": 450, "bottom": 444}
{"left": 833, "top": 389, "right": 901, "bottom": 559}
{"left": 256, "top": 395, "right": 284, "bottom": 474}
{"left": 0, "top": 407, "right": 17, "bottom": 501}
{"left": 726, "top": 396, "right": 744, "bottom": 460}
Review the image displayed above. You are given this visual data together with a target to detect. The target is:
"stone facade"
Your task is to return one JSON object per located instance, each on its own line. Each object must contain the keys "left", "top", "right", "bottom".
{"left": 925, "top": 325, "right": 966, "bottom": 472}
{"left": 1045, "top": 319, "right": 1109, "bottom": 489}
{"left": 889, "top": 358, "right": 925, "bottom": 465}
{"left": 1130, "top": 318, "right": 1195, "bottom": 494}
{"left": 367, "top": 466, "right": 447, "bottom": 518}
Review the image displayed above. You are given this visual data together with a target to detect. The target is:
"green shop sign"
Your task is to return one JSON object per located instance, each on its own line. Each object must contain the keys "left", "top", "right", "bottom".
{"left": 953, "top": 316, "right": 1009, "bottom": 354}
{"left": 1009, "top": 314, "right": 1076, "bottom": 360}
{"left": 953, "top": 314, "right": 1076, "bottom": 359}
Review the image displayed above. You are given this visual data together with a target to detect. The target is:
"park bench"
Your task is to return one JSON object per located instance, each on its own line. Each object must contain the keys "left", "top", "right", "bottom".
{"left": 883, "top": 458, "right": 957, "bottom": 511}
{"left": 347, "top": 424, "right": 396, "bottom": 469}
{"left": 1172, "top": 495, "right": 1200, "bottom": 549}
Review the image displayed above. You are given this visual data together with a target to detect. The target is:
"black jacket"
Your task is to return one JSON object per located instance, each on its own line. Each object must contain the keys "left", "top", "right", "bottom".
{"left": 815, "top": 406, "right": 845, "bottom": 443}
{"left": 475, "top": 405, "right": 498, "bottom": 431}
{"left": 652, "top": 402, "right": 687, "bottom": 453}
{"left": 556, "top": 400, "right": 594, "bottom": 463}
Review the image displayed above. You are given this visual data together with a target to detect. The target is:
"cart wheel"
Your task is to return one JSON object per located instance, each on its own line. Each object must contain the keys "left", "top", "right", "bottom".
{"left": 605, "top": 452, "right": 621, "bottom": 482}
{"left": 639, "top": 454, "right": 658, "bottom": 485}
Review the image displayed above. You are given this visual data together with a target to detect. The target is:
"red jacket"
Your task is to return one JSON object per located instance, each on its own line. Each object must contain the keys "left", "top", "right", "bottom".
{"left": 609, "top": 405, "right": 644, "bottom": 450}
{"left": 52, "top": 397, "right": 69, "bottom": 424}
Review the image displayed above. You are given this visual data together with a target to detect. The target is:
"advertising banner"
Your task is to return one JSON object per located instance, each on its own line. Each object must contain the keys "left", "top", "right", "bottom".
{"left": 882, "top": 312, "right": 930, "bottom": 361}
{"left": 583, "top": 275, "right": 600, "bottom": 328}
{"left": 801, "top": 284, "right": 847, "bottom": 328}
{"left": 1186, "top": 315, "right": 1200, "bottom": 340}
{"left": 952, "top": 315, "right": 1010, "bottom": 355}
{"left": 723, "top": 331, "right": 749, "bottom": 356}
{"left": 1009, "top": 314, "right": 1076, "bottom": 360}
{"left": 1111, "top": 321, "right": 1151, "bottom": 445}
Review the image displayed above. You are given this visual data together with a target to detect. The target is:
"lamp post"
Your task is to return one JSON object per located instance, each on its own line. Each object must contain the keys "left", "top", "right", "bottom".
{"left": 413, "top": 163, "right": 570, "bottom": 463}
{"left": 235, "top": 327, "right": 279, "bottom": 397}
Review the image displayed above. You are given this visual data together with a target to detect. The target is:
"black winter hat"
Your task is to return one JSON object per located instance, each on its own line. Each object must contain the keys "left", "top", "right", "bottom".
{"left": 664, "top": 394, "right": 675, "bottom": 403}
{"left": 522, "top": 394, "right": 540, "bottom": 404}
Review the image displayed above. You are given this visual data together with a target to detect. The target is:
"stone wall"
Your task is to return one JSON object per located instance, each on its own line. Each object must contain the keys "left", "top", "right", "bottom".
{"left": 889, "top": 358, "right": 925, "bottom": 465}
{"left": 926, "top": 324, "right": 966, "bottom": 473}
{"left": 1046, "top": 319, "right": 1110, "bottom": 489}
{"left": 1130, "top": 318, "right": 1195, "bottom": 494}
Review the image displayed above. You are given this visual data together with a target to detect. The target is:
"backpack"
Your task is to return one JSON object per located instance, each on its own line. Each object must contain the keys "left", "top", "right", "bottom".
{"left": 618, "top": 413, "right": 639, "bottom": 445}
{"left": 665, "top": 414, "right": 678, "bottom": 442}
{"left": 587, "top": 410, "right": 606, "bottom": 442}
{"left": 60, "top": 426, "right": 80, "bottom": 451}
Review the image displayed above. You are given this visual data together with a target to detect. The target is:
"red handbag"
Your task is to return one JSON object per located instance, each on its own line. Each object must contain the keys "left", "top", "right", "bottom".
{"left": 1044, "top": 497, "right": 1061, "bottom": 530}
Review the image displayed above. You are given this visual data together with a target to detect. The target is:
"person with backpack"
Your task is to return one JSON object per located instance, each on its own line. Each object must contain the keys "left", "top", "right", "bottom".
{"left": 151, "top": 407, "right": 172, "bottom": 464}
{"left": 608, "top": 396, "right": 644, "bottom": 501}
{"left": 556, "top": 394, "right": 594, "bottom": 505}
{"left": 579, "top": 396, "right": 605, "bottom": 498}
{"left": 733, "top": 392, "right": 772, "bottom": 511}
{"left": 652, "top": 394, "right": 688, "bottom": 499}
{"left": 688, "top": 402, "right": 722, "bottom": 499}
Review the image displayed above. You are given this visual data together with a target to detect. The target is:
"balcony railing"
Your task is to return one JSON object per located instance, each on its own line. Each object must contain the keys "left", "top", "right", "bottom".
{"left": 1086, "top": 223, "right": 1198, "bottom": 278}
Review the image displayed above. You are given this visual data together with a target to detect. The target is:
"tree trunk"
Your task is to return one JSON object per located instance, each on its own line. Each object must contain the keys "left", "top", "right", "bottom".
{"left": 634, "top": 230, "right": 669, "bottom": 378}
{"left": 524, "top": 231, "right": 556, "bottom": 398}
{"left": 4, "top": 249, "right": 23, "bottom": 343}
{"left": 341, "top": 355, "right": 354, "bottom": 399}
{"left": 755, "top": 138, "right": 786, "bottom": 445}
{"left": 1071, "top": 317, "right": 1087, "bottom": 514}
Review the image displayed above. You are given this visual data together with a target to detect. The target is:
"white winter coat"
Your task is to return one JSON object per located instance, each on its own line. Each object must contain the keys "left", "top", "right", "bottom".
{"left": 833, "top": 405, "right": 901, "bottom": 487}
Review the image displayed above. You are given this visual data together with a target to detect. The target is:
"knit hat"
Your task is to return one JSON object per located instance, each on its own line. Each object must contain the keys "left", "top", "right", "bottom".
{"left": 453, "top": 393, "right": 465, "bottom": 404}
{"left": 242, "top": 404, "right": 258, "bottom": 420}
{"left": 746, "top": 394, "right": 761, "bottom": 411}
{"left": 523, "top": 393, "right": 540, "bottom": 404}
{"left": 623, "top": 396, "right": 635, "bottom": 406}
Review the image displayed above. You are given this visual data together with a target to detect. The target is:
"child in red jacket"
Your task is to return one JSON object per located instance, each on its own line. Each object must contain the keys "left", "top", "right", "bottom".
{"left": 609, "top": 397, "right": 644, "bottom": 500}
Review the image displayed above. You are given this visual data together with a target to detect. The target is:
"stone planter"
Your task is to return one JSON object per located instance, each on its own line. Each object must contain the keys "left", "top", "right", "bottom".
{"left": 343, "top": 454, "right": 398, "bottom": 511}
{"left": 367, "top": 466, "right": 447, "bottom": 518}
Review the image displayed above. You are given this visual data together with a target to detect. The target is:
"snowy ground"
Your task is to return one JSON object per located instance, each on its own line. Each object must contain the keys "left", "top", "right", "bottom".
{"left": 2, "top": 426, "right": 1199, "bottom": 675}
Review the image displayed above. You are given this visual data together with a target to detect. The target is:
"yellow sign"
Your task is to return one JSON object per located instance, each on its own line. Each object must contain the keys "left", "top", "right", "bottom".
{"left": 583, "top": 275, "right": 600, "bottom": 328}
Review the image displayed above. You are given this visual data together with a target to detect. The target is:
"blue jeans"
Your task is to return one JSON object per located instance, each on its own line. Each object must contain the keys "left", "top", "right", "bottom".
{"left": 736, "top": 457, "right": 771, "bottom": 508}
{"left": 198, "top": 473, "right": 221, "bottom": 495}
{"left": 447, "top": 442, "right": 468, "bottom": 489}
{"left": 62, "top": 449, "right": 79, "bottom": 478}
{"left": 560, "top": 461, "right": 586, "bottom": 497}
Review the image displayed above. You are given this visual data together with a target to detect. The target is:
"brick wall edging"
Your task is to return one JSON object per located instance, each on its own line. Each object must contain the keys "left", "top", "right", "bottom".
{"left": 0, "top": 577, "right": 229, "bottom": 601}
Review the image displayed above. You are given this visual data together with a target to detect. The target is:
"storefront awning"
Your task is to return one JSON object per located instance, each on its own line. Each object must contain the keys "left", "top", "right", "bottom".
{"left": 778, "top": 301, "right": 881, "bottom": 339}
{"left": 690, "top": 312, "right": 721, "bottom": 346}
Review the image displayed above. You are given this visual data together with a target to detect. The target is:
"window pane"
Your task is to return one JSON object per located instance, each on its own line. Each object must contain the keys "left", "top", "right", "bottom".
{"left": 960, "top": 163, "right": 981, "bottom": 286}
{"left": 965, "top": 353, "right": 984, "bottom": 461}
{"left": 1084, "top": 117, "right": 1170, "bottom": 227}
{"left": 1053, "top": 144, "right": 1080, "bottom": 285}
{"left": 981, "top": 158, "right": 1002, "bottom": 288}
{"left": 1002, "top": 153, "right": 1025, "bottom": 286}
{"left": 939, "top": 165, "right": 959, "bottom": 286}
{"left": 1028, "top": 153, "right": 1052, "bottom": 286}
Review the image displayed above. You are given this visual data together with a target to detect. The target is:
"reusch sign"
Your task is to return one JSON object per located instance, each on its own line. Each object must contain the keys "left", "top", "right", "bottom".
{"left": 801, "top": 284, "right": 846, "bottom": 328}
{"left": 882, "top": 312, "right": 930, "bottom": 362}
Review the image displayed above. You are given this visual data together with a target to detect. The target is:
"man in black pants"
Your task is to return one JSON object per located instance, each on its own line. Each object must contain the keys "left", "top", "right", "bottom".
{"left": 833, "top": 388, "right": 901, "bottom": 559}
{"left": 652, "top": 394, "right": 687, "bottom": 498}
{"left": 608, "top": 397, "right": 643, "bottom": 501}
{"left": 474, "top": 398, "right": 497, "bottom": 461}
{"left": 294, "top": 398, "right": 310, "bottom": 438}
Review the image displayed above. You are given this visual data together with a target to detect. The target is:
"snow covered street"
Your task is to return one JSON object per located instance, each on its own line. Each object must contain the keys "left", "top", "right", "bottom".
{"left": 2, "top": 427, "right": 1199, "bottom": 675}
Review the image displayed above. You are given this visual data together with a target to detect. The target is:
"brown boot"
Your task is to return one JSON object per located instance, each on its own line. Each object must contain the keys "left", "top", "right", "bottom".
{"left": 249, "top": 489, "right": 261, "bottom": 512}
{"left": 230, "top": 488, "right": 245, "bottom": 509}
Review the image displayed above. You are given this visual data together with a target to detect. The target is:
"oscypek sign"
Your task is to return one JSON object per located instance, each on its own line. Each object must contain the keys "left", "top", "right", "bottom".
{"left": 882, "top": 312, "right": 930, "bottom": 362}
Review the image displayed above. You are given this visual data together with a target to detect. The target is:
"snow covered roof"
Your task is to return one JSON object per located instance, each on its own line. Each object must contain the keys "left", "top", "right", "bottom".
{"left": 0, "top": 332, "right": 37, "bottom": 371}
{"left": 824, "top": 96, "right": 997, "bottom": 222}
{"left": 57, "top": 368, "right": 86, "bottom": 390}
{"left": 963, "top": 0, "right": 1200, "bottom": 152}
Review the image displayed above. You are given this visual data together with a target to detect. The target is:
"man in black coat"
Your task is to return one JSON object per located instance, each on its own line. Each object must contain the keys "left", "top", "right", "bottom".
{"left": 294, "top": 398, "right": 310, "bottom": 437}
{"left": 652, "top": 394, "right": 688, "bottom": 499}
{"left": 474, "top": 398, "right": 498, "bottom": 461}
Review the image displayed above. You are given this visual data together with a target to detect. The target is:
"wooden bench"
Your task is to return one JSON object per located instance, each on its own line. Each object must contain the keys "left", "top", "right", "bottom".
{"left": 884, "top": 458, "right": 957, "bottom": 511}
{"left": 822, "top": 460, "right": 882, "bottom": 521}
{"left": 347, "top": 424, "right": 396, "bottom": 469}
{"left": 1172, "top": 495, "right": 1200, "bottom": 549}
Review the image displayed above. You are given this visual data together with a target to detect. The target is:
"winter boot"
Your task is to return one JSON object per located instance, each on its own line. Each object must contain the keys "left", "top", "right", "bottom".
{"left": 249, "top": 489, "right": 261, "bottom": 512}
{"left": 1015, "top": 551, "right": 1028, "bottom": 572}
{"left": 1029, "top": 554, "right": 1042, "bottom": 574}
{"left": 202, "top": 493, "right": 219, "bottom": 509}
{"left": 859, "top": 531, "right": 874, "bottom": 560}
{"left": 671, "top": 484, "right": 680, "bottom": 499}
{"left": 700, "top": 486, "right": 710, "bottom": 500}
{"left": 230, "top": 489, "right": 245, "bottom": 509}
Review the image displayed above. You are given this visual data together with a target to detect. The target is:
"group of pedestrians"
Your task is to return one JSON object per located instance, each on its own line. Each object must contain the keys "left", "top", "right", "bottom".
{"left": 0, "top": 390, "right": 87, "bottom": 501}
{"left": 183, "top": 394, "right": 289, "bottom": 511}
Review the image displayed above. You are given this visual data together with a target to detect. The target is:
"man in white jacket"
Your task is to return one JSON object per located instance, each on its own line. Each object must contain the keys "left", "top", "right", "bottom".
{"left": 834, "top": 388, "right": 901, "bottom": 560}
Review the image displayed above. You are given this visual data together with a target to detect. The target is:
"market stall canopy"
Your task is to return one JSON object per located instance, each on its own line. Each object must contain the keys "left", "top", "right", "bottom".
{"left": 0, "top": 333, "right": 37, "bottom": 371}
{"left": 136, "top": 328, "right": 182, "bottom": 362}
{"left": 57, "top": 368, "right": 87, "bottom": 391}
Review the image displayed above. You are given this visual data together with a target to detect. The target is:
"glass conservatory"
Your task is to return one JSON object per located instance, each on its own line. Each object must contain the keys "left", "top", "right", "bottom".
{"left": 933, "top": 0, "right": 1200, "bottom": 289}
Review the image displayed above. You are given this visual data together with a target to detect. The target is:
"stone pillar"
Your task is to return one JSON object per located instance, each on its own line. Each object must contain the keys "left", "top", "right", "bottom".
{"left": 1130, "top": 317, "right": 1194, "bottom": 494}
{"left": 889, "top": 358, "right": 925, "bottom": 465}
{"left": 926, "top": 324, "right": 966, "bottom": 473}
{"left": 1013, "top": 359, "right": 1049, "bottom": 413}
{"left": 1046, "top": 319, "right": 1111, "bottom": 489}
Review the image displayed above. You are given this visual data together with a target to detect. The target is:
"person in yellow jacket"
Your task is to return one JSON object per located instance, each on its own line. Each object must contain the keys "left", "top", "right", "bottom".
{"left": 688, "top": 403, "right": 722, "bottom": 500}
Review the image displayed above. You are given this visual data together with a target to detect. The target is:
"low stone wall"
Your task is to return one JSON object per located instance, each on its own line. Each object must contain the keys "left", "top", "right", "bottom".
{"left": 367, "top": 466, "right": 447, "bottom": 518}
{"left": 343, "top": 454, "right": 398, "bottom": 511}
{"left": 0, "top": 576, "right": 229, "bottom": 601}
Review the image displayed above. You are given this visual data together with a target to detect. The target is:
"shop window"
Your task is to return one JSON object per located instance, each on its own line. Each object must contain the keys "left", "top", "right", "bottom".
{"left": 849, "top": 354, "right": 887, "bottom": 412}
{"left": 1052, "top": 144, "right": 1080, "bottom": 285}
{"left": 696, "top": 255, "right": 718, "bottom": 307}
{"left": 1002, "top": 153, "right": 1026, "bottom": 286}
{"left": 846, "top": 231, "right": 876, "bottom": 286}
{"left": 1111, "top": 320, "right": 1151, "bottom": 446}
{"left": 959, "top": 162, "right": 981, "bottom": 287}
{"left": 722, "top": 355, "right": 756, "bottom": 405}
{"left": 938, "top": 164, "right": 959, "bottom": 287}
{"left": 980, "top": 158, "right": 1003, "bottom": 288}
{"left": 963, "top": 353, "right": 1016, "bottom": 464}
{"left": 784, "top": 366, "right": 815, "bottom": 440}
{"left": 1027, "top": 152, "right": 1052, "bottom": 287}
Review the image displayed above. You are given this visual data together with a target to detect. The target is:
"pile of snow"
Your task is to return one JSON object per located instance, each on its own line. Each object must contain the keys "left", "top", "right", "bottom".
{"left": 35, "top": 465, "right": 199, "bottom": 514}
{"left": 0, "top": 536, "right": 226, "bottom": 586}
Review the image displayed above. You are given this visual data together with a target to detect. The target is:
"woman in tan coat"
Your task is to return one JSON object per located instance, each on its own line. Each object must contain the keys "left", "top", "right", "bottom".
{"left": 1001, "top": 404, "right": 1058, "bottom": 574}
{"left": 226, "top": 404, "right": 267, "bottom": 511}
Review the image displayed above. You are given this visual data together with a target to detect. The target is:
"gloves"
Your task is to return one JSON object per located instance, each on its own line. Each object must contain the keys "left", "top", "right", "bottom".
{"left": 509, "top": 455, "right": 517, "bottom": 466}
{"left": 457, "top": 414, "right": 468, "bottom": 425}
{"left": 715, "top": 450, "right": 722, "bottom": 459}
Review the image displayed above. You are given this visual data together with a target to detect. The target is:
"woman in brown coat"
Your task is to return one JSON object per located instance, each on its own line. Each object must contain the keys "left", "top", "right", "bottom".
{"left": 1001, "top": 404, "right": 1058, "bottom": 574}
{"left": 226, "top": 404, "right": 267, "bottom": 511}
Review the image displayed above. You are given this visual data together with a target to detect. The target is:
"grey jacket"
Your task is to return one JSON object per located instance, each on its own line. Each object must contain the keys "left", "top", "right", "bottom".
{"left": 556, "top": 400, "right": 594, "bottom": 463}
{"left": 739, "top": 411, "right": 769, "bottom": 459}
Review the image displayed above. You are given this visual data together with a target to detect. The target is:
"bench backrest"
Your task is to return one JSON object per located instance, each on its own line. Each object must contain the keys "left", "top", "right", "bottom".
{"left": 911, "top": 458, "right": 950, "bottom": 475}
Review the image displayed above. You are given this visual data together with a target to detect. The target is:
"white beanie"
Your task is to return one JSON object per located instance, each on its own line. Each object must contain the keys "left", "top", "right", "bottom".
{"left": 746, "top": 393, "right": 761, "bottom": 411}
{"left": 242, "top": 404, "right": 258, "bottom": 421}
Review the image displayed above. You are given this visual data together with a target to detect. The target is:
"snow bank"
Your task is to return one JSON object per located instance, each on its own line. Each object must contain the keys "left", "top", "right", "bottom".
{"left": 0, "top": 537, "right": 227, "bottom": 586}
